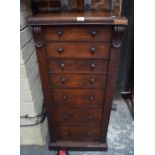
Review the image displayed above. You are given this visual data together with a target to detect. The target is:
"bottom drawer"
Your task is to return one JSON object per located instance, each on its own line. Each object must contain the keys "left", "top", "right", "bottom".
{"left": 55, "top": 126, "right": 100, "bottom": 141}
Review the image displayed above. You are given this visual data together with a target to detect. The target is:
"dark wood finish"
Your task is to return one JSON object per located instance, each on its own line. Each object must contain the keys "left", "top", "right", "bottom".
{"left": 49, "top": 107, "right": 103, "bottom": 125}
{"left": 29, "top": 3, "right": 127, "bottom": 150}
{"left": 31, "top": 0, "right": 61, "bottom": 13}
{"left": 49, "top": 141, "right": 108, "bottom": 151}
{"left": 49, "top": 73, "right": 107, "bottom": 88}
{"left": 50, "top": 89, "right": 105, "bottom": 106}
{"left": 47, "top": 59, "right": 108, "bottom": 73}
{"left": 77, "top": 0, "right": 84, "bottom": 10}
{"left": 100, "top": 25, "right": 126, "bottom": 142}
{"left": 31, "top": 0, "right": 123, "bottom": 16}
{"left": 46, "top": 42, "right": 111, "bottom": 59}
{"left": 43, "top": 25, "right": 112, "bottom": 41}
{"left": 55, "top": 125, "right": 100, "bottom": 141}
{"left": 28, "top": 12, "right": 127, "bottom": 25}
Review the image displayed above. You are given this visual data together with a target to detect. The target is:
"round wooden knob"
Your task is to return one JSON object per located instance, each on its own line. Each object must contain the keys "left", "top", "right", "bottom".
{"left": 60, "top": 63, "right": 65, "bottom": 69}
{"left": 57, "top": 31, "right": 63, "bottom": 36}
{"left": 90, "top": 64, "right": 95, "bottom": 70}
{"left": 57, "top": 48, "right": 64, "bottom": 54}
{"left": 91, "top": 30, "right": 96, "bottom": 36}
{"left": 89, "top": 96, "right": 94, "bottom": 101}
{"left": 62, "top": 95, "right": 67, "bottom": 101}
{"left": 63, "top": 114, "right": 69, "bottom": 120}
{"left": 88, "top": 115, "right": 93, "bottom": 120}
{"left": 91, "top": 47, "right": 96, "bottom": 54}
{"left": 89, "top": 78, "right": 95, "bottom": 84}
{"left": 61, "top": 78, "right": 66, "bottom": 84}
{"left": 64, "top": 131, "right": 69, "bottom": 136}
{"left": 87, "top": 132, "right": 91, "bottom": 136}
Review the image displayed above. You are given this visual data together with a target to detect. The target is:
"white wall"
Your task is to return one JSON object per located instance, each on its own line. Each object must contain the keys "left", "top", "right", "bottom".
{"left": 20, "top": 0, "right": 48, "bottom": 145}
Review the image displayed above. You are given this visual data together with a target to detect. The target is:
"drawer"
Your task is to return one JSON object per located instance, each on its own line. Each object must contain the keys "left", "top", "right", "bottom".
{"left": 46, "top": 42, "right": 111, "bottom": 59}
{"left": 49, "top": 107, "right": 103, "bottom": 125}
{"left": 48, "top": 59, "right": 108, "bottom": 73}
{"left": 54, "top": 126, "right": 100, "bottom": 141}
{"left": 49, "top": 73, "right": 106, "bottom": 88}
{"left": 50, "top": 89, "right": 105, "bottom": 106}
{"left": 43, "top": 25, "right": 112, "bottom": 41}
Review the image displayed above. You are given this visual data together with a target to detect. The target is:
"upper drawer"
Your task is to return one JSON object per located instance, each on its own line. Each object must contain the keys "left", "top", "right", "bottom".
{"left": 43, "top": 25, "right": 112, "bottom": 41}
{"left": 46, "top": 42, "right": 111, "bottom": 59}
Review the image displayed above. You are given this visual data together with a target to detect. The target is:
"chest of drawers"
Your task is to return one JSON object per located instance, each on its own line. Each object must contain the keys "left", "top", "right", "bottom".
{"left": 28, "top": 12, "right": 127, "bottom": 151}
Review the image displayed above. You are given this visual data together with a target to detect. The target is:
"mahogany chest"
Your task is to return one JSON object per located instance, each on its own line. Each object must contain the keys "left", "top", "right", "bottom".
{"left": 28, "top": 6, "right": 127, "bottom": 150}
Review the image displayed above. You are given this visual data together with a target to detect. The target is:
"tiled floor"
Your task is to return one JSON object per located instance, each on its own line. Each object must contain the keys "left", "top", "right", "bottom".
{"left": 20, "top": 98, "right": 134, "bottom": 155}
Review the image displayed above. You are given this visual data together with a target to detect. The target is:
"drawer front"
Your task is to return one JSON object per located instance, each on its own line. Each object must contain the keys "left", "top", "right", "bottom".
{"left": 49, "top": 73, "right": 106, "bottom": 88}
{"left": 48, "top": 59, "right": 108, "bottom": 73}
{"left": 43, "top": 26, "right": 112, "bottom": 41}
{"left": 50, "top": 107, "right": 103, "bottom": 125}
{"left": 50, "top": 89, "right": 105, "bottom": 106}
{"left": 55, "top": 126, "right": 100, "bottom": 141}
{"left": 46, "top": 42, "right": 111, "bottom": 59}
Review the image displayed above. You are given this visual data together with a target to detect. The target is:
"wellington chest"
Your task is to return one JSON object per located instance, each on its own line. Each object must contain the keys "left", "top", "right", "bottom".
{"left": 28, "top": 0, "right": 127, "bottom": 151}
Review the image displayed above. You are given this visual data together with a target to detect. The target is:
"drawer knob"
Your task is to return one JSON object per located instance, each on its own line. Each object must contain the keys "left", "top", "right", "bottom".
{"left": 89, "top": 95, "right": 94, "bottom": 101}
{"left": 91, "top": 30, "right": 96, "bottom": 36}
{"left": 57, "top": 48, "right": 64, "bottom": 54}
{"left": 62, "top": 95, "right": 67, "bottom": 101}
{"left": 87, "top": 132, "right": 91, "bottom": 136}
{"left": 91, "top": 47, "right": 96, "bottom": 54}
{"left": 61, "top": 78, "right": 66, "bottom": 84}
{"left": 63, "top": 114, "right": 69, "bottom": 120}
{"left": 90, "top": 64, "right": 95, "bottom": 70}
{"left": 88, "top": 115, "right": 93, "bottom": 120}
{"left": 57, "top": 31, "right": 63, "bottom": 36}
{"left": 89, "top": 78, "right": 95, "bottom": 84}
{"left": 64, "top": 131, "right": 69, "bottom": 136}
{"left": 60, "top": 63, "right": 65, "bottom": 69}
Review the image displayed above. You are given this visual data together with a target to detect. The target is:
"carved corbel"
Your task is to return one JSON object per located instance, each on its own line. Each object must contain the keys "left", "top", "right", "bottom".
{"left": 32, "top": 26, "right": 44, "bottom": 48}
{"left": 112, "top": 25, "right": 125, "bottom": 48}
